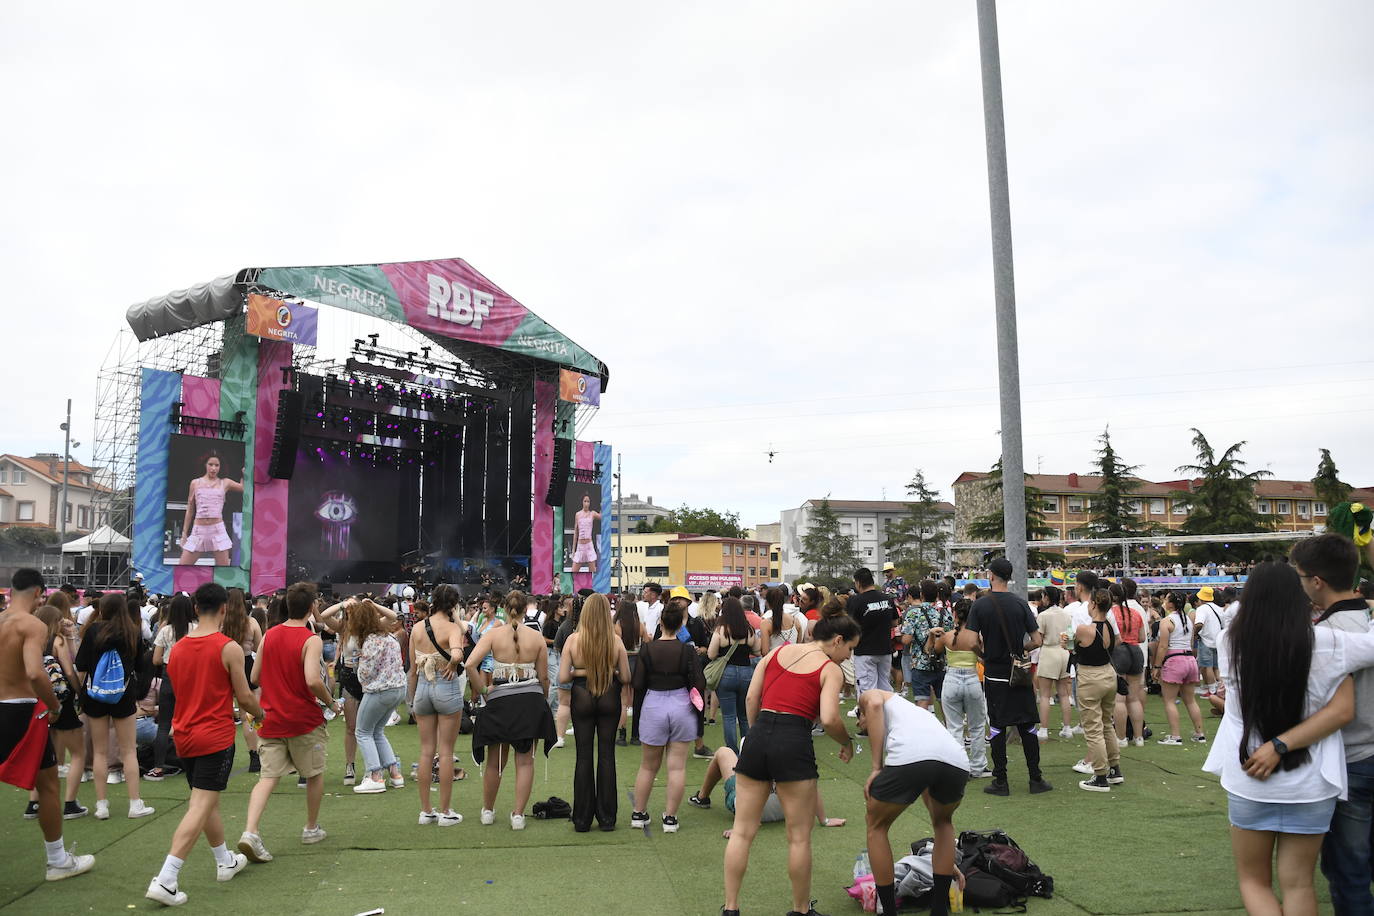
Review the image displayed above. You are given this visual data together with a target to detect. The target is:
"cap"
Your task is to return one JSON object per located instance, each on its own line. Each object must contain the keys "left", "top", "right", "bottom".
{"left": 402, "top": 586, "right": 416, "bottom": 599}
{"left": 669, "top": 585, "right": 692, "bottom": 601}
{"left": 882, "top": 562, "right": 896, "bottom": 573}
{"left": 795, "top": 582, "right": 815, "bottom": 594}
{"left": 988, "top": 557, "right": 1014, "bottom": 581}
{"left": 1196, "top": 586, "right": 1215, "bottom": 602}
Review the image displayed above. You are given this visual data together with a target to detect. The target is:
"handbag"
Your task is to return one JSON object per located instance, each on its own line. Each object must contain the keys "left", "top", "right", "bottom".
{"left": 991, "top": 595, "right": 1034, "bottom": 689}
{"left": 705, "top": 638, "right": 743, "bottom": 691}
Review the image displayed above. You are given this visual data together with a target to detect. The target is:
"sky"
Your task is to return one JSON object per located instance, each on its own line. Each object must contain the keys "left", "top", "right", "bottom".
{"left": 2, "top": 1, "right": 1370, "bottom": 528}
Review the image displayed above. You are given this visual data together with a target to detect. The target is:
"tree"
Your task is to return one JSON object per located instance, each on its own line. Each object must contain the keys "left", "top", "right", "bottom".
{"left": 0, "top": 527, "right": 60, "bottom": 551}
{"left": 633, "top": 519, "right": 655, "bottom": 534}
{"left": 883, "top": 469, "right": 950, "bottom": 580}
{"left": 651, "top": 504, "right": 744, "bottom": 538}
{"left": 967, "top": 459, "right": 1063, "bottom": 568}
{"left": 797, "top": 498, "right": 862, "bottom": 590}
{"left": 1312, "top": 448, "right": 1352, "bottom": 508}
{"left": 1074, "top": 428, "right": 1166, "bottom": 564}
{"left": 1172, "top": 428, "right": 1275, "bottom": 562}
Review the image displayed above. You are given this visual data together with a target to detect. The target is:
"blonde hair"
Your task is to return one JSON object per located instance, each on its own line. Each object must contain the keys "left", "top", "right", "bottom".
{"left": 697, "top": 592, "right": 719, "bottom": 622}
{"left": 222, "top": 588, "right": 250, "bottom": 644}
{"left": 36, "top": 605, "right": 65, "bottom": 647}
{"left": 576, "top": 593, "right": 619, "bottom": 696}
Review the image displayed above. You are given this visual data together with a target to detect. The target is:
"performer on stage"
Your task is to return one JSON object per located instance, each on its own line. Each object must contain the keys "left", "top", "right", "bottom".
{"left": 177, "top": 452, "right": 243, "bottom": 566}
{"left": 571, "top": 494, "right": 601, "bottom": 575}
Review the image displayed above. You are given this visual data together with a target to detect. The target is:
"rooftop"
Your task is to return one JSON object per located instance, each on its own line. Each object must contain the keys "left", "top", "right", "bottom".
{"left": 803, "top": 498, "right": 955, "bottom": 513}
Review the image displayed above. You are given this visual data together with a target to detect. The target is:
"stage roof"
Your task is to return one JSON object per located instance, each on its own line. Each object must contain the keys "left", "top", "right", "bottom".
{"left": 125, "top": 258, "right": 608, "bottom": 386}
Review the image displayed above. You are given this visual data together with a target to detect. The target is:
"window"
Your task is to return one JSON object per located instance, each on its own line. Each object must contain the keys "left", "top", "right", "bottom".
{"left": 1257, "top": 501, "right": 1271, "bottom": 514}
{"left": 747, "top": 546, "right": 756, "bottom": 556}
{"left": 863, "top": 524, "right": 873, "bottom": 534}
{"left": 770, "top": 567, "right": 779, "bottom": 577}
{"left": 723, "top": 545, "right": 730, "bottom": 556}
{"left": 1041, "top": 495, "right": 1059, "bottom": 513}
{"left": 1276, "top": 500, "right": 1290, "bottom": 515}
{"left": 1128, "top": 499, "right": 1143, "bottom": 515}
{"left": 770, "top": 551, "right": 779, "bottom": 561}
{"left": 735, "top": 566, "right": 745, "bottom": 574}
{"left": 1297, "top": 501, "right": 1310, "bottom": 518}
{"left": 748, "top": 567, "right": 756, "bottom": 577}
{"left": 735, "top": 545, "right": 744, "bottom": 555}
{"left": 1314, "top": 502, "right": 1327, "bottom": 516}
{"left": 1149, "top": 499, "right": 1164, "bottom": 515}
{"left": 0, "top": 466, "right": 6, "bottom": 483}
{"left": 1172, "top": 500, "right": 1188, "bottom": 515}
{"left": 17, "top": 501, "right": 35, "bottom": 521}
{"left": 646, "top": 566, "right": 669, "bottom": 578}
{"left": 63, "top": 504, "right": 72, "bottom": 523}
{"left": 13, "top": 470, "right": 24, "bottom": 484}
{"left": 1067, "top": 497, "right": 1083, "bottom": 514}
{"left": 864, "top": 548, "right": 873, "bottom": 557}
{"left": 645, "top": 546, "right": 668, "bottom": 557}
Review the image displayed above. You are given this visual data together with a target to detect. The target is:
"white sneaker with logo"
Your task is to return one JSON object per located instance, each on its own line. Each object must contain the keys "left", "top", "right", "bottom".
{"left": 480, "top": 809, "right": 495, "bottom": 825}
{"left": 510, "top": 812, "right": 526, "bottom": 830}
{"left": 1072, "top": 759, "right": 1094, "bottom": 775}
{"left": 129, "top": 800, "right": 156, "bottom": 819}
{"left": 438, "top": 810, "right": 463, "bottom": 827}
{"left": 94, "top": 800, "right": 109, "bottom": 821}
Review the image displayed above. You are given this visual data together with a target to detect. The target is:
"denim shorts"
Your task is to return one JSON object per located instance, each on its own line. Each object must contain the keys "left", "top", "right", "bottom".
{"left": 1196, "top": 643, "right": 1218, "bottom": 669}
{"left": 1227, "top": 793, "right": 1337, "bottom": 834}
{"left": 910, "top": 668, "right": 944, "bottom": 701}
{"left": 413, "top": 674, "right": 466, "bottom": 717}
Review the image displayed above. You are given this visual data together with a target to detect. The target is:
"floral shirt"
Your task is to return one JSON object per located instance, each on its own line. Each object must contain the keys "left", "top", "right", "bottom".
{"left": 883, "top": 575, "right": 908, "bottom": 603}
{"left": 901, "top": 601, "right": 954, "bottom": 671}
{"left": 357, "top": 633, "right": 405, "bottom": 692}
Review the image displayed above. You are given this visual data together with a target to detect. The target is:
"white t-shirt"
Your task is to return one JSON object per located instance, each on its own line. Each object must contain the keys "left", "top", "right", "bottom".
{"left": 1195, "top": 603, "right": 1225, "bottom": 649}
{"left": 1203, "top": 624, "right": 1374, "bottom": 802}
{"left": 1067, "top": 601, "right": 1120, "bottom": 634}
{"left": 882, "top": 694, "right": 970, "bottom": 771}
{"left": 637, "top": 601, "right": 662, "bottom": 637}
{"left": 77, "top": 604, "right": 97, "bottom": 627}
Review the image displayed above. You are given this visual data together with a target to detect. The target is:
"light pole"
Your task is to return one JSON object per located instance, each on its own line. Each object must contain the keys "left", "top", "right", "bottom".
{"left": 614, "top": 453, "right": 624, "bottom": 595}
{"left": 59, "top": 398, "right": 78, "bottom": 580}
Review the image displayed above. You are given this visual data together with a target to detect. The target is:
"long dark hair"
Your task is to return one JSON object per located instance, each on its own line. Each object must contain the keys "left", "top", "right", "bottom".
{"left": 719, "top": 596, "right": 750, "bottom": 641}
{"left": 93, "top": 593, "right": 139, "bottom": 653}
{"left": 1165, "top": 591, "right": 1190, "bottom": 634}
{"left": 614, "top": 598, "right": 641, "bottom": 652}
{"left": 165, "top": 593, "right": 195, "bottom": 642}
{"left": 1228, "top": 562, "right": 1313, "bottom": 771}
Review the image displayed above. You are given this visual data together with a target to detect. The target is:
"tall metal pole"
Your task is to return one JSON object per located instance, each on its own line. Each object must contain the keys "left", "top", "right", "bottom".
{"left": 615, "top": 453, "right": 624, "bottom": 595}
{"left": 59, "top": 398, "right": 72, "bottom": 543}
{"left": 977, "top": 0, "right": 1028, "bottom": 597}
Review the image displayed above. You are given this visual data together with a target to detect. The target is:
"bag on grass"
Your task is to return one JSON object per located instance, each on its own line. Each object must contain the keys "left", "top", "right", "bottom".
{"left": 532, "top": 796, "right": 571, "bottom": 819}
{"left": 957, "top": 829, "right": 1054, "bottom": 899}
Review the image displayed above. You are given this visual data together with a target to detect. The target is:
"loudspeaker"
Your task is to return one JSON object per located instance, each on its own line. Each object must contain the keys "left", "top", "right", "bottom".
{"left": 268, "top": 389, "right": 303, "bottom": 479}
{"left": 544, "top": 437, "right": 572, "bottom": 506}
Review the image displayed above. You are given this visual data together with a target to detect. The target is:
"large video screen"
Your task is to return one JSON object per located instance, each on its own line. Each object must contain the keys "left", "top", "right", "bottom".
{"left": 562, "top": 481, "right": 603, "bottom": 575}
{"left": 164, "top": 434, "right": 247, "bottom": 566}
{"left": 287, "top": 447, "right": 405, "bottom": 580}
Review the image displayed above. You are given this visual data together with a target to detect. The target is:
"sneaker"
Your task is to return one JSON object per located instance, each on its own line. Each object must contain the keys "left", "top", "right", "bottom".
{"left": 630, "top": 737, "right": 641, "bottom": 746}
{"left": 343, "top": 763, "right": 356, "bottom": 786}
{"left": 785, "top": 900, "right": 828, "bottom": 916}
{"left": 386, "top": 711, "right": 401, "bottom": 727}
{"left": 983, "top": 779, "right": 1010, "bottom": 797}
{"left": 1132, "top": 737, "right": 1145, "bottom": 748}
{"left": 615, "top": 729, "right": 627, "bottom": 747}
{"left": 352, "top": 777, "right": 386, "bottom": 794}
{"left": 63, "top": 800, "right": 88, "bottom": 820}
{"left": 688, "top": 794, "right": 711, "bottom": 809}
{"left": 1072, "top": 759, "right": 1094, "bottom": 775}
{"left": 145, "top": 877, "right": 187, "bottom": 906}
{"left": 846, "top": 707, "right": 859, "bottom": 718}
{"left": 301, "top": 825, "right": 327, "bottom": 845}
{"left": 1058, "top": 726, "right": 1075, "bottom": 739}
{"left": 297, "top": 775, "right": 307, "bottom": 789}
{"left": 438, "top": 810, "right": 463, "bottom": 827}
{"left": 553, "top": 738, "right": 565, "bottom": 749}
{"left": 45, "top": 851, "right": 95, "bottom": 882}
{"left": 510, "top": 812, "right": 526, "bottom": 831}
{"left": 216, "top": 852, "right": 248, "bottom": 882}
{"left": 1029, "top": 778, "right": 1054, "bottom": 794}
{"left": 811, "top": 724, "right": 825, "bottom": 737}
{"left": 1107, "top": 765, "right": 1124, "bottom": 785}
{"left": 1035, "top": 727, "right": 1048, "bottom": 740}
{"left": 57, "top": 764, "right": 69, "bottom": 778}
{"left": 661, "top": 813, "right": 679, "bottom": 833}
{"left": 1192, "top": 732, "right": 1208, "bottom": 743}
{"left": 970, "top": 768, "right": 995, "bottom": 779}
{"left": 418, "top": 810, "right": 438, "bottom": 826}
{"left": 565, "top": 726, "right": 575, "bottom": 735}
{"left": 237, "top": 832, "right": 273, "bottom": 863}
{"left": 480, "top": 809, "right": 496, "bottom": 825}
{"left": 129, "top": 800, "right": 156, "bottom": 818}
{"left": 1079, "top": 774, "right": 1111, "bottom": 792}
{"left": 248, "top": 751, "right": 261, "bottom": 773}
{"left": 1158, "top": 735, "right": 1183, "bottom": 746}
{"left": 388, "top": 774, "right": 405, "bottom": 789}
{"left": 1071, "top": 725, "right": 1084, "bottom": 735}
{"left": 81, "top": 770, "right": 93, "bottom": 783}
{"left": 630, "top": 810, "right": 650, "bottom": 828}
{"left": 106, "top": 770, "right": 125, "bottom": 784}
{"left": 23, "top": 800, "right": 39, "bottom": 819}
{"left": 94, "top": 800, "right": 109, "bottom": 820}
{"left": 693, "top": 746, "right": 713, "bottom": 759}
{"left": 143, "top": 768, "right": 166, "bottom": 782}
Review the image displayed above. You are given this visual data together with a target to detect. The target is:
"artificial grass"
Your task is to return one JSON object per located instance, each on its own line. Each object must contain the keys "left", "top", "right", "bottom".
{"left": 0, "top": 695, "right": 1312, "bottom": 914}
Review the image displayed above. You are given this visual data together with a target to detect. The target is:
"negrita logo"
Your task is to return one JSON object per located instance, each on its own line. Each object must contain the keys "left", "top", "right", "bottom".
{"left": 427, "top": 274, "right": 492, "bottom": 329}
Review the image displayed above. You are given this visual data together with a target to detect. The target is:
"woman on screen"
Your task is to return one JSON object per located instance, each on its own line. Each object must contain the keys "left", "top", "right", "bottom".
{"left": 571, "top": 494, "right": 601, "bottom": 574}
{"left": 177, "top": 451, "right": 243, "bottom": 566}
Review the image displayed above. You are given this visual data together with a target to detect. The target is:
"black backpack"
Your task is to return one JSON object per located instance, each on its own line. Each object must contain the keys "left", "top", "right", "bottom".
{"left": 532, "top": 796, "right": 571, "bottom": 819}
{"left": 956, "top": 830, "right": 1054, "bottom": 900}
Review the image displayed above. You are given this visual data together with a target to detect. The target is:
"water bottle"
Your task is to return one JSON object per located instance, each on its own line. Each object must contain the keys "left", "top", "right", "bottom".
{"left": 853, "top": 851, "right": 871, "bottom": 881}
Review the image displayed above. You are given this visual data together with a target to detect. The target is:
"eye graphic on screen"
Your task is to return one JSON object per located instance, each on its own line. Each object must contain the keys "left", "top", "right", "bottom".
{"left": 316, "top": 490, "right": 358, "bottom": 560}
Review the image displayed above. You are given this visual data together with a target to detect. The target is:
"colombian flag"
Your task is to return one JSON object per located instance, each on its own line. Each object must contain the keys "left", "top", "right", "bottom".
{"left": 1049, "top": 569, "right": 1066, "bottom": 586}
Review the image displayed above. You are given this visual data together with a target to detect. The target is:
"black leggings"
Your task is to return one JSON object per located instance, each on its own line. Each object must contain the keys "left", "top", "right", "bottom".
{"left": 989, "top": 722, "right": 1042, "bottom": 782}
{"left": 570, "top": 679, "right": 620, "bottom": 830}
{"left": 154, "top": 678, "right": 177, "bottom": 769}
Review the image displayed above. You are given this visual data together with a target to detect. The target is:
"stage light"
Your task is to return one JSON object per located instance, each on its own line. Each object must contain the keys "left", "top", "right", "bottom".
{"left": 316, "top": 411, "right": 324, "bottom": 419}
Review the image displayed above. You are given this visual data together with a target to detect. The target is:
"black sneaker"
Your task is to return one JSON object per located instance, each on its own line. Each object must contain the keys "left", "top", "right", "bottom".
{"left": 23, "top": 800, "right": 39, "bottom": 819}
{"left": 721, "top": 909, "right": 740, "bottom": 916}
{"left": 248, "top": 751, "right": 261, "bottom": 773}
{"left": 297, "top": 775, "right": 308, "bottom": 789}
{"left": 661, "top": 813, "right": 679, "bottom": 833}
{"left": 693, "top": 745, "right": 713, "bottom": 759}
{"left": 1107, "top": 765, "right": 1124, "bottom": 785}
{"left": 630, "top": 737, "right": 641, "bottom": 746}
{"left": 1079, "top": 774, "right": 1111, "bottom": 792}
{"left": 983, "top": 779, "right": 1010, "bottom": 796}
{"left": 785, "top": 901, "right": 830, "bottom": 916}
{"left": 688, "top": 794, "right": 711, "bottom": 809}
{"left": 615, "top": 728, "right": 627, "bottom": 747}
{"left": 63, "top": 800, "right": 88, "bottom": 820}
{"left": 630, "top": 810, "right": 650, "bottom": 829}
{"left": 1029, "top": 778, "right": 1054, "bottom": 794}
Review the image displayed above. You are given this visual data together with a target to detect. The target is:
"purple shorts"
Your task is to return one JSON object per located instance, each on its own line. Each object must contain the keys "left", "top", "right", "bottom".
{"left": 638, "top": 688, "right": 696, "bottom": 745}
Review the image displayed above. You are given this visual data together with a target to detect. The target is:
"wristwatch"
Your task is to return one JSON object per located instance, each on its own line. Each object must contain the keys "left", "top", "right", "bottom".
{"left": 1271, "top": 737, "right": 1289, "bottom": 756}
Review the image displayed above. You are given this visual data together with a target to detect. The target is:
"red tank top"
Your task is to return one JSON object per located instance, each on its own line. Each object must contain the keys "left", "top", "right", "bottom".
{"left": 1113, "top": 606, "right": 1142, "bottom": 645}
{"left": 257, "top": 624, "right": 323, "bottom": 739}
{"left": 168, "top": 632, "right": 236, "bottom": 757}
{"left": 761, "top": 650, "right": 830, "bottom": 719}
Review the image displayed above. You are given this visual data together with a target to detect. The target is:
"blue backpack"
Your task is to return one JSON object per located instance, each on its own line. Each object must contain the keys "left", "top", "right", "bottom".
{"left": 88, "top": 649, "right": 129, "bottom": 702}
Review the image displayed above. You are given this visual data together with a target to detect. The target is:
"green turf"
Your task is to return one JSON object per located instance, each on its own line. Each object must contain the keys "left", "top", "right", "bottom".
{"left": 0, "top": 695, "right": 1320, "bottom": 914}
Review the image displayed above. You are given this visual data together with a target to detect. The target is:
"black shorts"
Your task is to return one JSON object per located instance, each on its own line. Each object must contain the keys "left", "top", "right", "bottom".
{"left": 338, "top": 665, "right": 363, "bottom": 702}
{"left": 52, "top": 696, "right": 83, "bottom": 731}
{"left": 183, "top": 745, "right": 235, "bottom": 792}
{"left": 0, "top": 701, "right": 58, "bottom": 771}
{"left": 735, "top": 711, "right": 817, "bottom": 783}
{"left": 869, "top": 760, "right": 969, "bottom": 806}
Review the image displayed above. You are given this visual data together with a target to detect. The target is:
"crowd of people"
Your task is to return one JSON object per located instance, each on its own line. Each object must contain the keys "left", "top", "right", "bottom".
{"left": 1, "top": 526, "right": 1372, "bottom": 914}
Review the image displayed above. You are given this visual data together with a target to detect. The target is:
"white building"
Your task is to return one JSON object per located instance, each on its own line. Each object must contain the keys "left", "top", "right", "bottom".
{"left": 779, "top": 498, "right": 955, "bottom": 581}
{"left": 608, "top": 492, "right": 672, "bottom": 536}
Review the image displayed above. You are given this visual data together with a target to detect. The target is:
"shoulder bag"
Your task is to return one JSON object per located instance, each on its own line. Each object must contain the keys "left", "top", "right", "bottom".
{"left": 704, "top": 637, "right": 742, "bottom": 690}
{"left": 990, "top": 595, "right": 1034, "bottom": 689}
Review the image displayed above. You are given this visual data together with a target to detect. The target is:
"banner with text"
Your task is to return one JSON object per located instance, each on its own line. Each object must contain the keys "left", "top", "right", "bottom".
{"left": 685, "top": 572, "right": 744, "bottom": 591}
{"left": 558, "top": 369, "right": 601, "bottom": 406}
{"left": 246, "top": 294, "right": 318, "bottom": 346}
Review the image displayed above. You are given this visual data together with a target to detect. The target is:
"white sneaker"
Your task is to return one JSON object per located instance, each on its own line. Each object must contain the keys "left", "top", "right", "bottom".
{"left": 301, "top": 825, "right": 327, "bottom": 845}
{"left": 352, "top": 777, "right": 386, "bottom": 794}
{"left": 1158, "top": 735, "right": 1183, "bottom": 746}
{"left": 1035, "top": 727, "right": 1048, "bottom": 740}
{"left": 94, "top": 800, "right": 110, "bottom": 820}
{"left": 510, "top": 812, "right": 526, "bottom": 830}
{"left": 343, "top": 763, "right": 356, "bottom": 786}
{"left": 81, "top": 770, "right": 93, "bottom": 783}
{"left": 57, "top": 764, "right": 69, "bottom": 778}
{"left": 970, "top": 767, "right": 995, "bottom": 779}
{"left": 237, "top": 832, "right": 273, "bottom": 863}
{"left": 145, "top": 877, "right": 187, "bottom": 906}
{"left": 1072, "top": 759, "right": 1094, "bottom": 775}
{"left": 1071, "top": 725, "right": 1084, "bottom": 735}
{"left": 1132, "top": 738, "right": 1145, "bottom": 748}
{"left": 553, "top": 738, "right": 565, "bottom": 749}
{"left": 438, "top": 810, "right": 463, "bottom": 827}
{"left": 106, "top": 771, "right": 125, "bottom": 785}
{"left": 846, "top": 707, "right": 859, "bottom": 718}
{"left": 388, "top": 775, "right": 405, "bottom": 789}
{"left": 418, "top": 810, "right": 438, "bottom": 825}
{"left": 129, "top": 800, "right": 156, "bottom": 818}
{"left": 480, "top": 809, "right": 495, "bottom": 825}
{"left": 216, "top": 852, "right": 248, "bottom": 882}
{"left": 1058, "top": 726, "right": 1075, "bottom": 739}
{"left": 565, "top": 726, "right": 575, "bottom": 735}
{"left": 386, "top": 711, "right": 401, "bottom": 726}
{"left": 45, "top": 851, "right": 95, "bottom": 882}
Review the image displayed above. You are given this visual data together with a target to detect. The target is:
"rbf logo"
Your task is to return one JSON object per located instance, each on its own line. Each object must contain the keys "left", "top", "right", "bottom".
{"left": 427, "top": 274, "right": 493, "bottom": 329}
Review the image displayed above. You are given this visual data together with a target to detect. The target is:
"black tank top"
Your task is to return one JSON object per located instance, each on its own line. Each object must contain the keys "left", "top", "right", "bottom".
{"left": 1077, "top": 620, "right": 1115, "bottom": 667}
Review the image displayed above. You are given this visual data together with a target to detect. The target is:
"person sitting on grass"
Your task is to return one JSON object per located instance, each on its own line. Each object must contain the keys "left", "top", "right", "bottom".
{"left": 857, "top": 688, "right": 969, "bottom": 916}
{"left": 687, "top": 744, "right": 844, "bottom": 838}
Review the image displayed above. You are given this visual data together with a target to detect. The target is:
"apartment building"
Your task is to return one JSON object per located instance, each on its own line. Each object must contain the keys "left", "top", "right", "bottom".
{"left": 0, "top": 454, "right": 107, "bottom": 534}
{"left": 607, "top": 492, "right": 672, "bottom": 536}
{"left": 779, "top": 498, "right": 956, "bottom": 582}
{"left": 613, "top": 532, "right": 776, "bottom": 591}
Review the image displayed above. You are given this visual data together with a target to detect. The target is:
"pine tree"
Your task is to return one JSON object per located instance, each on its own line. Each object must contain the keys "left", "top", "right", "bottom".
{"left": 798, "top": 498, "right": 862, "bottom": 590}
{"left": 1173, "top": 428, "right": 1275, "bottom": 562}
{"left": 967, "top": 460, "right": 1063, "bottom": 568}
{"left": 1075, "top": 428, "right": 1165, "bottom": 563}
{"left": 883, "top": 469, "right": 951, "bottom": 580}
{"left": 1312, "top": 448, "right": 1352, "bottom": 508}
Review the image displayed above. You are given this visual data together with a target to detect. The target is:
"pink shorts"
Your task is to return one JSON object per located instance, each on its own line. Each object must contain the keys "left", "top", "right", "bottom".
{"left": 184, "top": 522, "right": 231, "bottom": 553}
{"left": 572, "top": 543, "right": 597, "bottom": 564}
{"left": 1160, "top": 653, "right": 1199, "bottom": 685}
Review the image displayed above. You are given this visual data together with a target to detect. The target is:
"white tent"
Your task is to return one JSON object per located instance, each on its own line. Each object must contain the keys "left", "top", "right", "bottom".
{"left": 62, "top": 525, "right": 132, "bottom": 554}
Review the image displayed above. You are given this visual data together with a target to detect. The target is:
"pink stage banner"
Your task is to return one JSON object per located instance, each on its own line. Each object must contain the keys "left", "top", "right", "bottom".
{"left": 530, "top": 380, "right": 557, "bottom": 594}
{"left": 250, "top": 340, "right": 292, "bottom": 593}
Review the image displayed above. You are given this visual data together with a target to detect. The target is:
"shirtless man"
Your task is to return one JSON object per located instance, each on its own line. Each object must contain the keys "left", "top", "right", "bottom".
{"left": 0, "top": 568, "right": 94, "bottom": 881}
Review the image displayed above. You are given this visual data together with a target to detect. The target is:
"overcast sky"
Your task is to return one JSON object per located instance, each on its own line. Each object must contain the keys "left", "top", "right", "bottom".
{"left": 3, "top": 1, "right": 1370, "bottom": 527}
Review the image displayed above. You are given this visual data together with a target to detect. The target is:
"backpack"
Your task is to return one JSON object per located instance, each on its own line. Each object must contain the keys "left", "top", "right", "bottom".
{"left": 44, "top": 654, "right": 72, "bottom": 704}
{"left": 532, "top": 796, "right": 571, "bottom": 819}
{"left": 88, "top": 647, "right": 130, "bottom": 702}
{"left": 957, "top": 830, "right": 1054, "bottom": 900}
